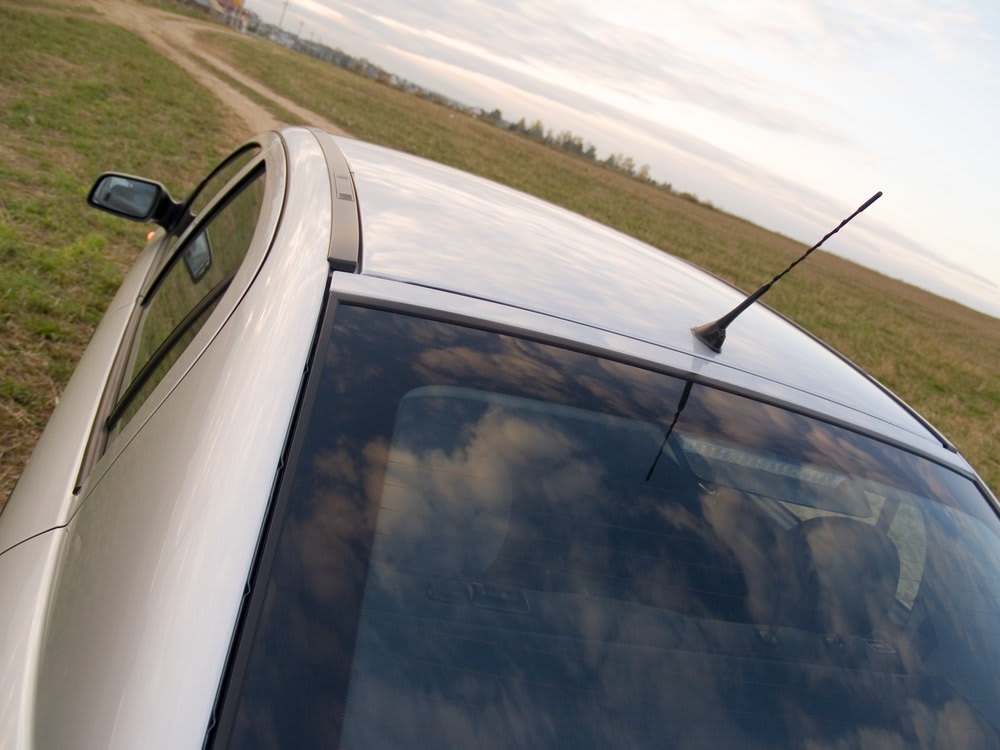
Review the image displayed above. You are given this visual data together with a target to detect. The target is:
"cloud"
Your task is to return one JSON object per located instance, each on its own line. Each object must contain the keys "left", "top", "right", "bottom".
{"left": 267, "top": 0, "right": 1000, "bottom": 315}
{"left": 291, "top": 0, "right": 347, "bottom": 22}
{"left": 343, "top": 1, "right": 848, "bottom": 144}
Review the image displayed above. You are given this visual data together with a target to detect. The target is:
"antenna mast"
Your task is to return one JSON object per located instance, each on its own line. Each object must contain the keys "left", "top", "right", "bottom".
{"left": 692, "top": 191, "right": 882, "bottom": 353}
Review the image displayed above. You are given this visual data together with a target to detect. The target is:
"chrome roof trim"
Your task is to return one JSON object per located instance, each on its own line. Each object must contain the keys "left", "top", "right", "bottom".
{"left": 311, "top": 129, "right": 361, "bottom": 272}
{"left": 763, "top": 302, "right": 958, "bottom": 454}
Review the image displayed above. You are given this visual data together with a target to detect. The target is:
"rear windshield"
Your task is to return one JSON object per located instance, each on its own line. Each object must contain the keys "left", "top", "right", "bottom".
{"left": 214, "top": 304, "right": 1000, "bottom": 749}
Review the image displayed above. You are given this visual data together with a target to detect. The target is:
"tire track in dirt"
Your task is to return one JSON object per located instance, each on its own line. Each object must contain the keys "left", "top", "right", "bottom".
{"left": 84, "top": 0, "right": 350, "bottom": 139}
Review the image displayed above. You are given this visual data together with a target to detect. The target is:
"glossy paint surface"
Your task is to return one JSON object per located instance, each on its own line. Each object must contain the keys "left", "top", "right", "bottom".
{"left": 28, "top": 129, "right": 331, "bottom": 750}
{"left": 0, "top": 531, "right": 64, "bottom": 748}
{"left": 336, "top": 138, "right": 939, "bottom": 450}
{"left": 0, "top": 245, "right": 156, "bottom": 554}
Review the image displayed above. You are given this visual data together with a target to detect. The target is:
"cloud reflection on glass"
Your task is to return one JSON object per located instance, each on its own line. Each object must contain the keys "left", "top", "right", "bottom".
{"left": 223, "top": 305, "right": 1000, "bottom": 749}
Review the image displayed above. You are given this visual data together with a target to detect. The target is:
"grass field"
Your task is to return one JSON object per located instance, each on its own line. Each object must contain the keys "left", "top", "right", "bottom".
{"left": 1, "top": 0, "right": 997, "bottom": 505}
{"left": 0, "top": 2, "right": 234, "bottom": 499}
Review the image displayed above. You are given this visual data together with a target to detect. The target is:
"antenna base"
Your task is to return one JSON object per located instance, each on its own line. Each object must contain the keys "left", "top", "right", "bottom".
{"left": 688, "top": 190, "right": 881, "bottom": 354}
{"left": 692, "top": 321, "right": 726, "bottom": 353}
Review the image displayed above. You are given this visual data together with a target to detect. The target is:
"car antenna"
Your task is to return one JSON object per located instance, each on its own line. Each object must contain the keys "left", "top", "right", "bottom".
{"left": 691, "top": 191, "right": 882, "bottom": 353}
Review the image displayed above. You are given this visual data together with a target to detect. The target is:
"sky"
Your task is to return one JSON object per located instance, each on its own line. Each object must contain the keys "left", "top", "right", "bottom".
{"left": 248, "top": 0, "right": 1000, "bottom": 318}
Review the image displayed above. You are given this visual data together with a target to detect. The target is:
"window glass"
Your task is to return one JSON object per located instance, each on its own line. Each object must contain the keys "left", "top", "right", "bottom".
{"left": 110, "top": 169, "right": 265, "bottom": 430}
{"left": 188, "top": 145, "right": 261, "bottom": 217}
{"left": 216, "top": 305, "right": 1000, "bottom": 749}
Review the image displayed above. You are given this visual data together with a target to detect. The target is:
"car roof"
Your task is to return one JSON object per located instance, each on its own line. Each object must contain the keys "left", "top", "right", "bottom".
{"left": 323, "top": 133, "right": 954, "bottom": 462}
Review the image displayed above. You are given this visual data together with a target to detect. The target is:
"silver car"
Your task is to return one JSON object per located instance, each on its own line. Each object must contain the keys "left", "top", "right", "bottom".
{"left": 2, "top": 127, "right": 998, "bottom": 749}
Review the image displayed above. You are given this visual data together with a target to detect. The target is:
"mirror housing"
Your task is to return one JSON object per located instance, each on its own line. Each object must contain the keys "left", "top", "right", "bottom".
{"left": 87, "top": 173, "right": 184, "bottom": 229}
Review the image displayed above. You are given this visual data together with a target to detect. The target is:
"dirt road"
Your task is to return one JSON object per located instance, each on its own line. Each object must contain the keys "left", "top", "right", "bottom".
{"left": 52, "top": 0, "right": 349, "bottom": 139}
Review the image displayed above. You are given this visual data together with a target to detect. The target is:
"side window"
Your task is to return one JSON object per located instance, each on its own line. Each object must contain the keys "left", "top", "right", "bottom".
{"left": 108, "top": 169, "right": 267, "bottom": 432}
{"left": 188, "top": 145, "right": 262, "bottom": 217}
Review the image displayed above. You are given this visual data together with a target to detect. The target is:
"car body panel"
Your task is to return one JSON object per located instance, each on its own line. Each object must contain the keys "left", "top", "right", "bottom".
{"left": 0, "top": 129, "right": 329, "bottom": 750}
{"left": 79, "top": 133, "right": 288, "bottom": 502}
{"left": 28, "top": 130, "right": 332, "bottom": 750}
{"left": 0, "top": 530, "right": 65, "bottom": 749}
{"left": 0, "top": 246, "right": 157, "bottom": 556}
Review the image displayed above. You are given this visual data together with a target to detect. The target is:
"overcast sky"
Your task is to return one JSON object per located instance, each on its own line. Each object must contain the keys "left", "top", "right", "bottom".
{"left": 248, "top": 0, "right": 999, "bottom": 318}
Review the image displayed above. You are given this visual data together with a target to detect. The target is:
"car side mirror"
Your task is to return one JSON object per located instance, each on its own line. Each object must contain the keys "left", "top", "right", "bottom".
{"left": 87, "top": 173, "right": 184, "bottom": 229}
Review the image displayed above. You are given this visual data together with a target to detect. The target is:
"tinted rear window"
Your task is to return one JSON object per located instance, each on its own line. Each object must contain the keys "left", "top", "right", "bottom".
{"left": 214, "top": 304, "right": 1000, "bottom": 749}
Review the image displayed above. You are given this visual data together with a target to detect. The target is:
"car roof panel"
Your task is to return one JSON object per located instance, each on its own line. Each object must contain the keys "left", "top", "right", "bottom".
{"left": 331, "top": 136, "right": 939, "bottom": 449}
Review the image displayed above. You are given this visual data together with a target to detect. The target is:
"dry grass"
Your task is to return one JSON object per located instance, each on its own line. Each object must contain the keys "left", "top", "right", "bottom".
{"left": 0, "top": 3, "right": 232, "bottom": 503}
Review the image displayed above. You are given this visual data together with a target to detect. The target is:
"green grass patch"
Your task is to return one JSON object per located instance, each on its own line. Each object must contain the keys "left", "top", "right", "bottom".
{"left": 0, "top": 3, "right": 233, "bottom": 501}
{"left": 190, "top": 52, "right": 305, "bottom": 126}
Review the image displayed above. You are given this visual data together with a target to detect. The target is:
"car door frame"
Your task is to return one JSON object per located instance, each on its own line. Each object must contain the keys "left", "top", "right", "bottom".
{"left": 73, "top": 132, "right": 288, "bottom": 495}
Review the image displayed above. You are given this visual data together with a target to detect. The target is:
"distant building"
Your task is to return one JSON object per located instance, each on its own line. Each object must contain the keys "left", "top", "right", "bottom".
{"left": 178, "top": 0, "right": 251, "bottom": 30}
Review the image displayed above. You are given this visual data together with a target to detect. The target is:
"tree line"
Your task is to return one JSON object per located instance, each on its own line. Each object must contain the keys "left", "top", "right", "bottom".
{"left": 479, "top": 110, "right": 711, "bottom": 207}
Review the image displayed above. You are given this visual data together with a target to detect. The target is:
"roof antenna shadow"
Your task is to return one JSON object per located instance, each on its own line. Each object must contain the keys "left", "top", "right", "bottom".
{"left": 692, "top": 191, "right": 882, "bottom": 353}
